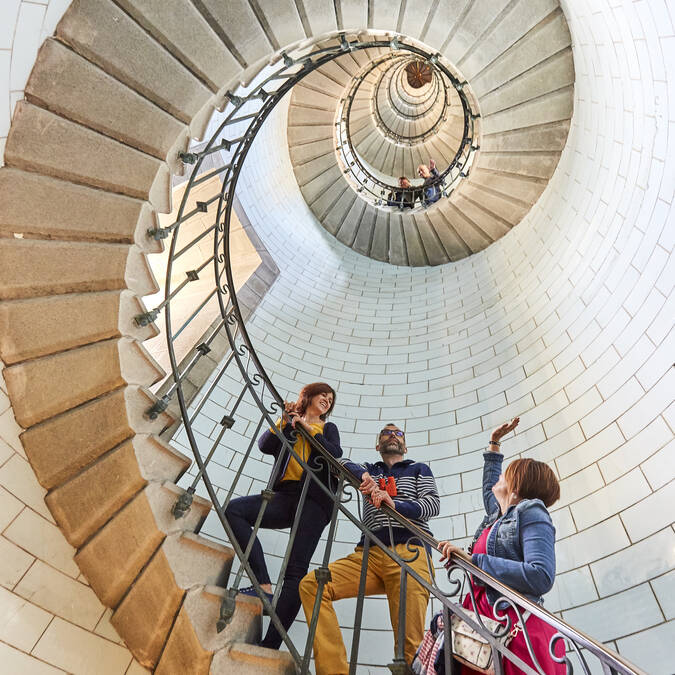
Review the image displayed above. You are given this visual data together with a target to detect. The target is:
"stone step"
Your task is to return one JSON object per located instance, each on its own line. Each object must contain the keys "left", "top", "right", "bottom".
{"left": 468, "top": 168, "right": 547, "bottom": 205}
{"left": 212, "top": 643, "right": 296, "bottom": 674}
{"left": 412, "top": 212, "right": 451, "bottom": 267}
{"left": 4, "top": 337, "right": 164, "bottom": 428}
{"left": 194, "top": 0, "right": 272, "bottom": 69}
{"left": 75, "top": 482, "right": 212, "bottom": 607}
{"left": 56, "top": 0, "right": 214, "bottom": 134}
{"left": 451, "top": 193, "right": 511, "bottom": 241}
{"left": 439, "top": 201, "right": 492, "bottom": 254}
{"left": 299, "top": 165, "right": 344, "bottom": 205}
{"left": 322, "top": 190, "right": 357, "bottom": 236}
{"left": 480, "top": 48, "right": 574, "bottom": 116}
{"left": 475, "top": 148, "right": 563, "bottom": 179}
{"left": 21, "top": 386, "right": 174, "bottom": 490}
{"left": 6, "top": 102, "right": 171, "bottom": 212}
{"left": 156, "top": 586, "right": 262, "bottom": 674}
{"left": 111, "top": 532, "right": 234, "bottom": 668}
{"left": 113, "top": 0, "right": 240, "bottom": 95}
{"left": 292, "top": 152, "right": 338, "bottom": 186}
{"left": 0, "top": 168, "right": 161, "bottom": 253}
{"left": 0, "top": 290, "right": 156, "bottom": 365}
{"left": 288, "top": 137, "right": 335, "bottom": 165}
{"left": 427, "top": 203, "right": 474, "bottom": 262}
{"left": 46, "top": 434, "right": 191, "bottom": 547}
{"left": 480, "top": 119, "right": 571, "bottom": 153}
{"left": 455, "top": 182, "right": 531, "bottom": 225}
{"left": 26, "top": 38, "right": 189, "bottom": 172}
{"left": 0, "top": 239, "right": 157, "bottom": 301}
{"left": 471, "top": 10, "right": 571, "bottom": 98}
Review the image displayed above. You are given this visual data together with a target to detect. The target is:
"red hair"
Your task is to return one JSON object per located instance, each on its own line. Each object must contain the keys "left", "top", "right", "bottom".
{"left": 505, "top": 458, "right": 560, "bottom": 508}
{"left": 293, "top": 382, "right": 336, "bottom": 420}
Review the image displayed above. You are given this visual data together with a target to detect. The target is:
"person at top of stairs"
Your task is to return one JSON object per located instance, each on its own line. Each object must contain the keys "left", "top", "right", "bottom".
{"left": 299, "top": 422, "right": 440, "bottom": 674}
{"left": 224, "top": 382, "right": 342, "bottom": 650}
{"left": 418, "top": 158, "right": 442, "bottom": 205}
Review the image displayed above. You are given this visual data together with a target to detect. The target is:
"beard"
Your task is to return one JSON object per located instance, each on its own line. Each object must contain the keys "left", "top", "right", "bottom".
{"left": 380, "top": 439, "right": 403, "bottom": 454}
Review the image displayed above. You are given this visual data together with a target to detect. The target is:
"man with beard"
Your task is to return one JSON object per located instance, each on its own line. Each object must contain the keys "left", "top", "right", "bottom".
{"left": 299, "top": 423, "right": 439, "bottom": 674}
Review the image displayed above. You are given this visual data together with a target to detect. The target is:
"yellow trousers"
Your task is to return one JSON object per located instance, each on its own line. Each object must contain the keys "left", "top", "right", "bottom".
{"left": 299, "top": 544, "right": 432, "bottom": 675}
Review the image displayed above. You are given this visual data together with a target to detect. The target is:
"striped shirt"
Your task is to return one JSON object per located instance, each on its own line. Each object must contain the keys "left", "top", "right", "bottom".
{"left": 340, "top": 458, "right": 440, "bottom": 547}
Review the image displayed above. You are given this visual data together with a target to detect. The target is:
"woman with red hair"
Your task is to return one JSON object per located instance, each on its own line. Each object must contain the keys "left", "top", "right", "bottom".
{"left": 436, "top": 418, "right": 565, "bottom": 674}
{"left": 225, "top": 382, "right": 341, "bottom": 650}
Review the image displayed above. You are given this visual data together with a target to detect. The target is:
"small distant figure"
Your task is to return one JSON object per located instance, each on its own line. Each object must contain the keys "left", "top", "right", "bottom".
{"left": 387, "top": 176, "right": 415, "bottom": 209}
{"left": 417, "top": 158, "right": 441, "bottom": 205}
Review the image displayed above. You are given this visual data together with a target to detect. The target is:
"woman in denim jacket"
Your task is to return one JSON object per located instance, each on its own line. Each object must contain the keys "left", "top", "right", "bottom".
{"left": 437, "top": 418, "right": 565, "bottom": 674}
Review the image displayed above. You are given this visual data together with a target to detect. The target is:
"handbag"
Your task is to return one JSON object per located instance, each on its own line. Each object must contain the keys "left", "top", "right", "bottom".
{"left": 450, "top": 609, "right": 530, "bottom": 675}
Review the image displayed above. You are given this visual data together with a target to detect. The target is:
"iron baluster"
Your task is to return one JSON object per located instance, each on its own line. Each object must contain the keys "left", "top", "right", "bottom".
{"left": 170, "top": 288, "right": 218, "bottom": 342}
{"left": 301, "top": 478, "right": 344, "bottom": 674}
{"left": 388, "top": 567, "right": 408, "bottom": 674}
{"left": 270, "top": 467, "right": 311, "bottom": 609}
{"left": 221, "top": 414, "right": 265, "bottom": 512}
{"left": 348, "top": 535, "right": 371, "bottom": 675}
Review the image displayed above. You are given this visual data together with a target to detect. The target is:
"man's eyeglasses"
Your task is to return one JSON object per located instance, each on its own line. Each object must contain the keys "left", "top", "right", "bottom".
{"left": 380, "top": 429, "right": 404, "bottom": 438}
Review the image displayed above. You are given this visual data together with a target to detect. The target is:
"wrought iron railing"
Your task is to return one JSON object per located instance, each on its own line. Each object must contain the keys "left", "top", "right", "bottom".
{"left": 145, "top": 31, "right": 646, "bottom": 675}
{"left": 334, "top": 48, "right": 479, "bottom": 210}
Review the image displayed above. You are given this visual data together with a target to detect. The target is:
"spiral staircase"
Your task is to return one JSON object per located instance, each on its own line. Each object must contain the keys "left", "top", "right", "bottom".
{"left": 0, "top": 0, "right": 669, "bottom": 674}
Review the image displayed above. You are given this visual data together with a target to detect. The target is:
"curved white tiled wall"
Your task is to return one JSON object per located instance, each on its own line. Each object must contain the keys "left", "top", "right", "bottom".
{"left": 178, "top": 1, "right": 675, "bottom": 672}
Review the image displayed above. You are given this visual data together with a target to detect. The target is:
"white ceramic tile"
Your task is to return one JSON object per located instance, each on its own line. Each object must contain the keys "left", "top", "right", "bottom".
{"left": 14, "top": 560, "right": 105, "bottom": 630}
{"left": 598, "top": 416, "right": 672, "bottom": 483}
{"left": 0, "top": 640, "right": 63, "bottom": 674}
{"left": 32, "top": 617, "right": 132, "bottom": 675}
{"left": 0, "top": 585, "right": 51, "bottom": 652}
{"left": 0, "top": 454, "right": 52, "bottom": 521}
{"left": 556, "top": 516, "right": 630, "bottom": 574}
{"left": 0, "top": 534, "right": 33, "bottom": 589}
{"left": 569, "top": 468, "right": 651, "bottom": 530}
{"left": 641, "top": 437, "right": 675, "bottom": 490}
{"left": 9, "top": 1, "right": 45, "bottom": 91}
{"left": 620, "top": 480, "right": 675, "bottom": 542}
{"left": 4, "top": 508, "right": 78, "bottom": 577}
{"left": 562, "top": 584, "right": 662, "bottom": 643}
{"left": 616, "top": 620, "right": 675, "bottom": 675}
{"left": 556, "top": 423, "right": 624, "bottom": 479}
{"left": 591, "top": 527, "right": 675, "bottom": 596}
{"left": 547, "top": 566, "right": 598, "bottom": 613}
{"left": 0, "top": 0, "right": 21, "bottom": 50}
{"left": 651, "top": 569, "right": 675, "bottom": 621}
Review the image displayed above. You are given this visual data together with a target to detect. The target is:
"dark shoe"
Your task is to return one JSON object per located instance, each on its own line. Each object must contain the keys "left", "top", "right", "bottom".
{"left": 238, "top": 585, "right": 273, "bottom": 613}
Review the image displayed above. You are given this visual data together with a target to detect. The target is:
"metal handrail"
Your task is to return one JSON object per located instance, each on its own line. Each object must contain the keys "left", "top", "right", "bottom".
{"left": 151, "top": 31, "right": 647, "bottom": 675}
{"left": 334, "top": 49, "right": 478, "bottom": 210}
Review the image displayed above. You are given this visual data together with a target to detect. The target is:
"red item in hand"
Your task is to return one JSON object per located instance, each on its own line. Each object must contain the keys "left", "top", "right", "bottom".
{"left": 378, "top": 476, "right": 397, "bottom": 496}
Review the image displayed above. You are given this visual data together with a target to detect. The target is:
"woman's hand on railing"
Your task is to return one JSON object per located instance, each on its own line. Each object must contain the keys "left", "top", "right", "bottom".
{"left": 438, "top": 540, "right": 470, "bottom": 565}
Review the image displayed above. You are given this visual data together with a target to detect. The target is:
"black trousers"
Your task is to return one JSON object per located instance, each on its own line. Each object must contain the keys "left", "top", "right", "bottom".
{"left": 224, "top": 482, "right": 331, "bottom": 649}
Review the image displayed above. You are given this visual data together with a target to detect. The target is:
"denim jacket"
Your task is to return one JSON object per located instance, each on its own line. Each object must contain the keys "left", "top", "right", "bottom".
{"left": 468, "top": 452, "right": 556, "bottom": 607}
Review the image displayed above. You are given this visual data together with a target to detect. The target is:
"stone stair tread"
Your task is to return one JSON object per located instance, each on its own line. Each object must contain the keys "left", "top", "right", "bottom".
{"left": 212, "top": 643, "right": 296, "bottom": 674}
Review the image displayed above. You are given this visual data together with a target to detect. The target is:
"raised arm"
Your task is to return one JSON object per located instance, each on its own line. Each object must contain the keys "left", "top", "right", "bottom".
{"left": 471, "top": 504, "right": 556, "bottom": 597}
{"left": 482, "top": 418, "right": 520, "bottom": 514}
